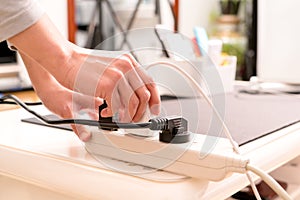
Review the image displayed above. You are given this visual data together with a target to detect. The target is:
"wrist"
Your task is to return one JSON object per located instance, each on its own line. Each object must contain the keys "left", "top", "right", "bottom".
{"left": 58, "top": 44, "right": 87, "bottom": 90}
{"left": 54, "top": 43, "right": 76, "bottom": 88}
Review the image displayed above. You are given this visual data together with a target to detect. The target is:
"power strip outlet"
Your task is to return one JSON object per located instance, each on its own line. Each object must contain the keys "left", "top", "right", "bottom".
{"left": 85, "top": 128, "right": 248, "bottom": 181}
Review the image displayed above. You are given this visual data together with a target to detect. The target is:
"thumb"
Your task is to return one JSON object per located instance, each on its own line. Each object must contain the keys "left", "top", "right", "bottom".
{"left": 71, "top": 124, "right": 91, "bottom": 142}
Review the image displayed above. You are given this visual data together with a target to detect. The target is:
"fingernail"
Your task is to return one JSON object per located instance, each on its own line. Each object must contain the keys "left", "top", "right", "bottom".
{"left": 150, "top": 104, "right": 160, "bottom": 115}
{"left": 79, "top": 131, "right": 91, "bottom": 142}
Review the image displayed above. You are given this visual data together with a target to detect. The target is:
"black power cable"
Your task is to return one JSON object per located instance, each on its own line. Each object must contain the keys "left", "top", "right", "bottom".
{"left": 0, "top": 100, "right": 42, "bottom": 106}
{"left": 0, "top": 94, "right": 151, "bottom": 129}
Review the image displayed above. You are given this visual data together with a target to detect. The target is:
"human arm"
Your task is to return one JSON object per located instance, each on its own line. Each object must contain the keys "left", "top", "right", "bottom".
{"left": 8, "top": 14, "right": 161, "bottom": 122}
{"left": 20, "top": 52, "right": 103, "bottom": 141}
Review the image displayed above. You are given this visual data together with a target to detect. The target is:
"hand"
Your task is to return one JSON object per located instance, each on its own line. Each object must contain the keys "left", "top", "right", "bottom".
{"left": 39, "top": 87, "right": 103, "bottom": 142}
{"left": 20, "top": 52, "right": 103, "bottom": 141}
{"left": 9, "top": 15, "right": 161, "bottom": 123}
{"left": 65, "top": 47, "right": 161, "bottom": 122}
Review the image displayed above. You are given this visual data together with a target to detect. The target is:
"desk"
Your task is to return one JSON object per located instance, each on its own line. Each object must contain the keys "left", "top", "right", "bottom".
{"left": 0, "top": 104, "right": 300, "bottom": 199}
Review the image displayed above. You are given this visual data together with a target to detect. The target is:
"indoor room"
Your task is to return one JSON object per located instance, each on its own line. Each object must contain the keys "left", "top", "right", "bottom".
{"left": 0, "top": 0, "right": 300, "bottom": 199}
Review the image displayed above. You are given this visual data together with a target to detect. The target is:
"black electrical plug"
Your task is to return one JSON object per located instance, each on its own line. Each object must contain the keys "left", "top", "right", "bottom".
{"left": 149, "top": 116, "right": 191, "bottom": 144}
{"left": 98, "top": 102, "right": 190, "bottom": 143}
{"left": 98, "top": 101, "right": 118, "bottom": 131}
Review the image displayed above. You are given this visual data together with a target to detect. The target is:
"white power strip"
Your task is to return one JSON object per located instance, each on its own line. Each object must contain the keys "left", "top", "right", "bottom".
{"left": 85, "top": 128, "right": 248, "bottom": 181}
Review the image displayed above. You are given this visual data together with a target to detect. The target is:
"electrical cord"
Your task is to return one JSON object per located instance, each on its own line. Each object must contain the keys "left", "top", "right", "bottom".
{"left": 0, "top": 100, "right": 42, "bottom": 106}
{"left": 247, "top": 164, "right": 292, "bottom": 200}
{"left": 0, "top": 94, "right": 151, "bottom": 129}
{"left": 0, "top": 94, "right": 184, "bottom": 131}
{"left": 145, "top": 61, "right": 292, "bottom": 200}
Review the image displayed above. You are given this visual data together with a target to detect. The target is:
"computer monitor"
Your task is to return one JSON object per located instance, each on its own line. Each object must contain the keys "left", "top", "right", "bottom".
{"left": 256, "top": 0, "right": 300, "bottom": 85}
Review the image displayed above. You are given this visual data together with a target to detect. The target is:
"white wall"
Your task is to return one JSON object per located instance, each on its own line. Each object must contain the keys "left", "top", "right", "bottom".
{"left": 178, "top": 0, "right": 219, "bottom": 38}
{"left": 257, "top": 0, "right": 300, "bottom": 84}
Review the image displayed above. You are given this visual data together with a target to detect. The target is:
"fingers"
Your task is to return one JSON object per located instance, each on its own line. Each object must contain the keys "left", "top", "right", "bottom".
{"left": 124, "top": 68, "right": 151, "bottom": 122}
{"left": 71, "top": 124, "right": 91, "bottom": 142}
{"left": 56, "top": 91, "right": 102, "bottom": 142}
{"left": 133, "top": 66, "right": 161, "bottom": 116}
{"left": 126, "top": 55, "right": 161, "bottom": 115}
{"left": 72, "top": 92, "right": 104, "bottom": 114}
{"left": 92, "top": 53, "right": 160, "bottom": 122}
{"left": 71, "top": 108, "right": 101, "bottom": 142}
{"left": 131, "top": 88, "right": 150, "bottom": 122}
{"left": 100, "top": 89, "right": 121, "bottom": 118}
{"left": 105, "top": 55, "right": 158, "bottom": 122}
{"left": 101, "top": 74, "right": 141, "bottom": 122}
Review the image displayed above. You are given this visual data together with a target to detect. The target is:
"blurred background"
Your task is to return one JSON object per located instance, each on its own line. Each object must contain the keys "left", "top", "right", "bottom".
{"left": 2, "top": 0, "right": 300, "bottom": 92}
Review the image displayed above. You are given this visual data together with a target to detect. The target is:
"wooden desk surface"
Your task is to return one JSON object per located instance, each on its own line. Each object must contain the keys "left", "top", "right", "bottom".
{"left": 0, "top": 90, "right": 39, "bottom": 111}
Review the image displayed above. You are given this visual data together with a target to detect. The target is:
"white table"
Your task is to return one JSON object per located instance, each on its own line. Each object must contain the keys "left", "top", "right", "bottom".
{"left": 0, "top": 106, "right": 300, "bottom": 200}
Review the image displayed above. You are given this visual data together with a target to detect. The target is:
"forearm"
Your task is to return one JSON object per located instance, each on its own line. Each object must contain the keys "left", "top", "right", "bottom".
{"left": 8, "top": 13, "right": 161, "bottom": 121}
{"left": 20, "top": 52, "right": 102, "bottom": 141}
{"left": 20, "top": 52, "right": 61, "bottom": 97}
{"left": 19, "top": 52, "right": 73, "bottom": 119}
{"left": 8, "top": 14, "right": 78, "bottom": 89}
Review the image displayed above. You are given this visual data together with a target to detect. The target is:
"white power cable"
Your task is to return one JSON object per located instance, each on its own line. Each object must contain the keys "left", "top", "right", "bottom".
{"left": 145, "top": 61, "right": 292, "bottom": 200}
{"left": 247, "top": 165, "right": 292, "bottom": 200}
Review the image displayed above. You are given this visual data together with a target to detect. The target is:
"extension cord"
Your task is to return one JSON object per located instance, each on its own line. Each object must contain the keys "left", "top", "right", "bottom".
{"left": 85, "top": 128, "right": 249, "bottom": 181}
